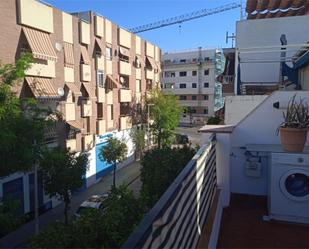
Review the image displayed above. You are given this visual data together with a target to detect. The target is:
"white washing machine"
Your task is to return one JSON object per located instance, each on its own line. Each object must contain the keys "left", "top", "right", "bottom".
{"left": 269, "top": 152, "right": 309, "bottom": 224}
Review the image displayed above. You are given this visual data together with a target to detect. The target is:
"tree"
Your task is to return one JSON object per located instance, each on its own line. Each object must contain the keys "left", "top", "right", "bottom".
{"left": 207, "top": 116, "right": 221, "bottom": 125}
{"left": 99, "top": 137, "right": 127, "bottom": 187}
{"left": 147, "top": 90, "right": 182, "bottom": 148}
{"left": 40, "top": 147, "right": 88, "bottom": 225}
{"left": 130, "top": 126, "right": 146, "bottom": 160}
{"left": 140, "top": 146, "right": 196, "bottom": 207}
{"left": 103, "top": 185, "right": 144, "bottom": 248}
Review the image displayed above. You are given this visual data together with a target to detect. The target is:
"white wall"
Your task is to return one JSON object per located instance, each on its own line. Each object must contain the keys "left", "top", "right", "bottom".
{"left": 228, "top": 91, "right": 309, "bottom": 195}
{"left": 236, "top": 15, "right": 309, "bottom": 85}
{"left": 224, "top": 95, "right": 268, "bottom": 125}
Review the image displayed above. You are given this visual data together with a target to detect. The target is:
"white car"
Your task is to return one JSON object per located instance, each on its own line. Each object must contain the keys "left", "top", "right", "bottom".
{"left": 74, "top": 194, "right": 109, "bottom": 219}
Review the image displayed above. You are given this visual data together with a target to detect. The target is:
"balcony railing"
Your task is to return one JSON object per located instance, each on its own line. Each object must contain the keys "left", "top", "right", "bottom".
{"left": 122, "top": 134, "right": 217, "bottom": 249}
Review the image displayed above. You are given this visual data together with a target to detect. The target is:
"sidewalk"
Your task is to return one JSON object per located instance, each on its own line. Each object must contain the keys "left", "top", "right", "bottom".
{"left": 0, "top": 161, "right": 141, "bottom": 249}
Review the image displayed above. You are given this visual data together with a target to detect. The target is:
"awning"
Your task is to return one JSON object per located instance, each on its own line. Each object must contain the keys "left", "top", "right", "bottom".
{"left": 65, "top": 82, "right": 81, "bottom": 96}
{"left": 80, "top": 45, "right": 90, "bottom": 65}
{"left": 95, "top": 38, "right": 104, "bottom": 54}
{"left": 67, "top": 120, "right": 84, "bottom": 131}
{"left": 106, "top": 75, "right": 120, "bottom": 89}
{"left": 22, "top": 27, "right": 57, "bottom": 61}
{"left": 63, "top": 42, "right": 74, "bottom": 68}
{"left": 136, "top": 55, "right": 145, "bottom": 67}
{"left": 146, "top": 56, "right": 157, "bottom": 70}
{"left": 119, "top": 47, "right": 130, "bottom": 57}
{"left": 25, "top": 77, "right": 59, "bottom": 99}
{"left": 82, "top": 82, "right": 95, "bottom": 98}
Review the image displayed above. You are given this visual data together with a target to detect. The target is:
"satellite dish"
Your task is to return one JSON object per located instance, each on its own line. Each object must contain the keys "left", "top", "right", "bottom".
{"left": 119, "top": 76, "right": 125, "bottom": 84}
{"left": 58, "top": 87, "right": 65, "bottom": 97}
{"left": 55, "top": 43, "right": 63, "bottom": 52}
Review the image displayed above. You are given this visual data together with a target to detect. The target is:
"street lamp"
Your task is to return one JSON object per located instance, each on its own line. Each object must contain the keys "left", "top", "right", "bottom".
{"left": 147, "top": 103, "right": 154, "bottom": 147}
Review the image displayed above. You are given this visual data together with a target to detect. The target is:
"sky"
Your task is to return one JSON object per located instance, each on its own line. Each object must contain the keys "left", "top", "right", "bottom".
{"left": 44, "top": 0, "right": 242, "bottom": 52}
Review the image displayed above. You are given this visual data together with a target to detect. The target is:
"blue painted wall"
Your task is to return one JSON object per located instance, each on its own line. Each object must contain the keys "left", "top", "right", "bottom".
{"left": 95, "top": 134, "right": 113, "bottom": 180}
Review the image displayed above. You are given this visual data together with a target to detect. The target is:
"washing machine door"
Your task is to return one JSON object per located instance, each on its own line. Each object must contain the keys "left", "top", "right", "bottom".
{"left": 279, "top": 169, "right": 309, "bottom": 202}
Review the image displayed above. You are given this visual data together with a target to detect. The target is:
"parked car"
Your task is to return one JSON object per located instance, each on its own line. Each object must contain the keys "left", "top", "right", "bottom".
{"left": 174, "top": 134, "right": 189, "bottom": 144}
{"left": 74, "top": 194, "right": 109, "bottom": 219}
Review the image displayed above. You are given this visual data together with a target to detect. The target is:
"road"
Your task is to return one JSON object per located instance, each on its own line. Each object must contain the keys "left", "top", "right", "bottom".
{"left": 0, "top": 161, "right": 141, "bottom": 249}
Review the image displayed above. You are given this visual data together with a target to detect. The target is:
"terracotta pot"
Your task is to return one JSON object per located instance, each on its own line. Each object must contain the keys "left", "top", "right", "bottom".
{"left": 279, "top": 127, "right": 308, "bottom": 152}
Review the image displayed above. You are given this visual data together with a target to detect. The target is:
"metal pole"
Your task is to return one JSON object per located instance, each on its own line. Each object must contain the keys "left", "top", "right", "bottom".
{"left": 34, "top": 140, "right": 39, "bottom": 235}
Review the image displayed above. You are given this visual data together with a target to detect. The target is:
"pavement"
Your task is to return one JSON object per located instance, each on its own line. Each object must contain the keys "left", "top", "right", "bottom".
{"left": 0, "top": 161, "right": 141, "bottom": 249}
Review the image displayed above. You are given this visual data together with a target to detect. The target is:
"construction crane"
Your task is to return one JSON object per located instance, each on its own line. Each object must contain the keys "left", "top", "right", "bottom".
{"left": 129, "top": 2, "right": 241, "bottom": 34}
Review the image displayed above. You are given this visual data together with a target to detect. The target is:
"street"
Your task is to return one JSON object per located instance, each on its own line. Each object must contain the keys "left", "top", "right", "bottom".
{"left": 175, "top": 126, "right": 205, "bottom": 146}
{"left": 0, "top": 161, "right": 141, "bottom": 249}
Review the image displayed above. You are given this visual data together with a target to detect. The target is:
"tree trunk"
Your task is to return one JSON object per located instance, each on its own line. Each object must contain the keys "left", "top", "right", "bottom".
{"left": 64, "top": 192, "right": 70, "bottom": 225}
{"left": 113, "top": 163, "right": 116, "bottom": 187}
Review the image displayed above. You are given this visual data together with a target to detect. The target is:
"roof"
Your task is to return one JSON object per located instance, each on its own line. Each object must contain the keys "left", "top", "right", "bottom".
{"left": 198, "top": 125, "right": 235, "bottom": 133}
{"left": 246, "top": 0, "right": 309, "bottom": 20}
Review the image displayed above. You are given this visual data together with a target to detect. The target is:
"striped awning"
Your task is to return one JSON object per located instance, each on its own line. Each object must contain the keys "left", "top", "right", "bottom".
{"left": 82, "top": 83, "right": 95, "bottom": 98}
{"left": 80, "top": 45, "right": 90, "bottom": 65}
{"left": 246, "top": 0, "right": 309, "bottom": 19}
{"left": 106, "top": 75, "right": 120, "bottom": 89}
{"left": 146, "top": 56, "right": 157, "bottom": 70}
{"left": 119, "top": 47, "right": 130, "bottom": 57}
{"left": 136, "top": 55, "right": 145, "bottom": 67}
{"left": 25, "top": 77, "right": 59, "bottom": 99}
{"left": 22, "top": 27, "right": 57, "bottom": 61}
{"left": 67, "top": 120, "right": 84, "bottom": 131}
{"left": 63, "top": 42, "right": 74, "bottom": 68}
{"left": 95, "top": 38, "right": 104, "bottom": 53}
{"left": 65, "top": 82, "right": 81, "bottom": 96}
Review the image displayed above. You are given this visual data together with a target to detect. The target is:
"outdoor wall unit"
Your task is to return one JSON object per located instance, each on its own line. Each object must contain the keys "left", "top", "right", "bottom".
{"left": 66, "top": 138, "right": 77, "bottom": 152}
{"left": 96, "top": 120, "right": 106, "bottom": 135}
{"left": 80, "top": 21, "right": 90, "bottom": 45}
{"left": 81, "top": 64, "right": 91, "bottom": 82}
{"left": 81, "top": 99, "right": 92, "bottom": 117}
{"left": 82, "top": 134, "right": 94, "bottom": 151}
{"left": 136, "top": 68, "right": 142, "bottom": 80}
{"left": 146, "top": 69, "right": 154, "bottom": 80}
{"left": 18, "top": 0, "right": 54, "bottom": 33}
{"left": 64, "top": 67, "right": 74, "bottom": 82}
{"left": 94, "top": 15, "right": 104, "bottom": 38}
{"left": 65, "top": 103, "right": 76, "bottom": 121}
{"left": 119, "top": 89, "right": 132, "bottom": 102}
{"left": 120, "top": 116, "right": 132, "bottom": 130}
{"left": 118, "top": 28, "right": 131, "bottom": 48}
{"left": 25, "top": 60, "right": 56, "bottom": 78}
{"left": 97, "top": 87, "right": 105, "bottom": 103}
{"left": 119, "top": 60, "right": 131, "bottom": 75}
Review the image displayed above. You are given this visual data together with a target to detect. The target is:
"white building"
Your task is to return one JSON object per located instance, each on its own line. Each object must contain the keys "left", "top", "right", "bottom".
{"left": 161, "top": 48, "right": 224, "bottom": 125}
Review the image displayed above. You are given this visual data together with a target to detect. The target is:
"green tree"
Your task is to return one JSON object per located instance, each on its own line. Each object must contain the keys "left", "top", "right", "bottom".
{"left": 147, "top": 90, "right": 182, "bottom": 148}
{"left": 130, "top": 126, "right": 146, "bottom": 160}
{"left": 140, "top": 146, "right": 196, "bottom": 207}
{"left": 99, "top": 137, "right": 127, "bottom": 187}
{"left": 40, "top": 148, "right": 88, "bottom": 225}
{"left": 207, "top": 116, "right": 221, "bottom": 125}
{"left": 103, "top": 185, "right": 144, "bottom": 248}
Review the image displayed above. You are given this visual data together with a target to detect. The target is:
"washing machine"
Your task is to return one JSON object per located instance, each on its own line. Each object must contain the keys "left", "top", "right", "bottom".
{"left": 269, "top": 152, "right": 309, "bottom": 224}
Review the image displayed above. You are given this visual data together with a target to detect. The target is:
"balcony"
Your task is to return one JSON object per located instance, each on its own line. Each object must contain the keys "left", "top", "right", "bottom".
{"left": 119, "top": 60, "right": 131, "bottom": 75}
{"left": 119, "top": 89, "right": 132, "bottom": 102}
{"left": 96, "top": 120, "right": 106, "bottom": 135}
{"left": 146, "top": 69, "right": 154, "bottom": 80}
{"left": 80, "top": 64, "right": 91, "bottom": 82}
{"left": 81, "top": 99, "right": 92, "bottom": 117}
{"left": 65, "top": 102, "right": 76, "bottom": 121}
{"left": 66, "top": 138, "right": 77, "bottom": 152}
{"left": 221, "top": 75, "right": 235, "bottom": 85}
{"left": 119, "top": 116, "right": 132, "bottom": 130}
{"left": 82, "top": 134, "right": 94, "bottom": 151}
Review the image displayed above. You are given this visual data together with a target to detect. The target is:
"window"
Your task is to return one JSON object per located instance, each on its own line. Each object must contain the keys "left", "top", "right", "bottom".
{"left": 192, "top": 83, "right": 197, "bottom": 88}
{"left": 204, "top": 95, "right": 209, "bottom": 100}
{"left": 179, "top": 83, "right": 186, "bottom": 89}
{"left": 179, "top": 95, "right": 187, "bottom": 100}
{"left": 179, "top": 71, "right": 187, "bottom": 77}
{"left": 204, "top": 109, "right": 208, "bottom": 114}
{"left": 192, "top": 95, "right": 197, "bottom": 100}
{"left": 191, "top": 108, "right": 196, "bottom": 114}
{"left": 192, "top": 71, "right": 197, "bottom": 76}
{"left": 96, "top": 70, "right": 104, "bottom": 87}
{"left": 204, "top": 69, "right": 209, "bottom": 75}
{"left": 204, "top": 82, "right": 209, "bottom": 88}
{"left": 165, "top": 83, "right": 174, "bottom": 89}
{"left": 97, "top": 103, "right": 103, "bottom": 119}
{"left": 106, "top": 47, "right": 112, "bottom": 60}
{"left": 180, "top": 59, "right": 186, "bottom": 63}
{"left": 164, "top": 71, "right": 176, "bottom": 78}
{"left": 171, "top": 72, "right": 175, "bottom": 77}
{"left": 204, "top": 57, "right": 210, "bottom": 62}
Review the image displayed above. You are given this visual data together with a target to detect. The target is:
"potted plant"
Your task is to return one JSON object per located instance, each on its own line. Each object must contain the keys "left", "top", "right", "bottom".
{"left": 278, "top": 95, "right": 309, "bottom": 152}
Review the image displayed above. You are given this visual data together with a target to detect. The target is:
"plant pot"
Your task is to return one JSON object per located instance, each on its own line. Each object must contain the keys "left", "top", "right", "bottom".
{"left": 279, "top": 127, "right": 308, "bottom": 152}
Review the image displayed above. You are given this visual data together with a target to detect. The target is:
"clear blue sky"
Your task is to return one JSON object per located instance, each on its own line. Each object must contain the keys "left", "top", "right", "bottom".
{"left": 45, "top": 0, "right": 241, "bottom": 52}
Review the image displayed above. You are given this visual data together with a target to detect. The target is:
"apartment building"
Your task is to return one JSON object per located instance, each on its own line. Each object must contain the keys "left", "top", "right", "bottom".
{"left": 0, "top": 0, "right": 161, "bottom": 214}
{"left": 161, "top": 48, "right": 224, "bottom": 125}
